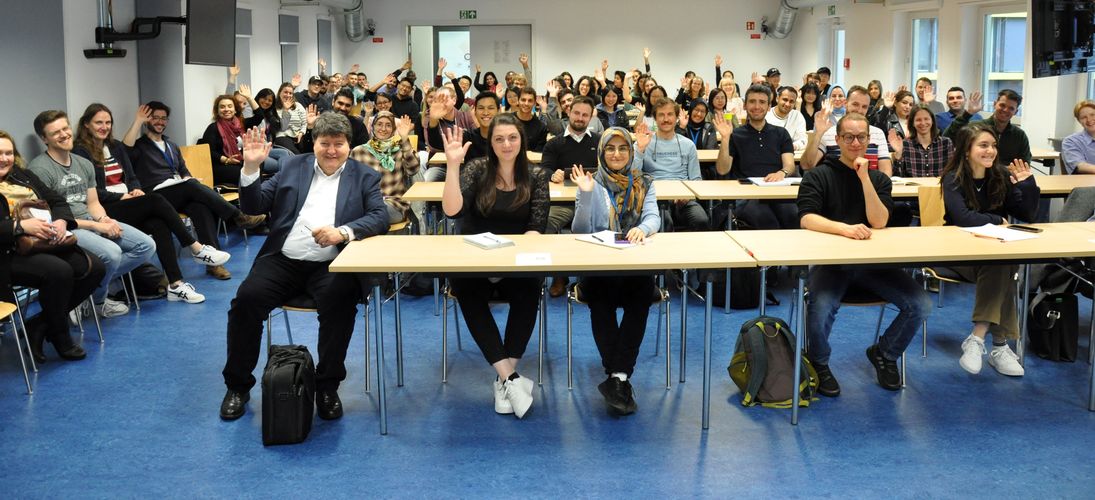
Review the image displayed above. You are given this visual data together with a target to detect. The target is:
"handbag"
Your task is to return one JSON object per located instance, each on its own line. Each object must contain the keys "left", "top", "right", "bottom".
{"left": 13, "top": 199, "right": 77, "bottom": 255}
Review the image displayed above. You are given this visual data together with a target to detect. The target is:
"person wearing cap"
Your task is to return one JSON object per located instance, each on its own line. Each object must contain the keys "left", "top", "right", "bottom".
{"left": 295, "top": 76, "right": 332, "bottom": 114}
{"left": 765, "top": 68, "right": 781, "bottom": 89}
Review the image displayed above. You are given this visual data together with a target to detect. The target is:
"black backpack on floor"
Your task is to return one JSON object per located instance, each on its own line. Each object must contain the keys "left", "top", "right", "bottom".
{"left": 262, "top": 345, "right": 316, "bottom": 446}
{"left": 1028, "top": 292, "right": 1078, "bottom": 362}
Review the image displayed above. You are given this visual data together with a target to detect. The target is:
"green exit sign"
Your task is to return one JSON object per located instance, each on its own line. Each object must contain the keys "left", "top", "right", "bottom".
{"left": 460, "top": 10, "right": 477, "bottom": 19}
{"left": 827, "top": 5, "right": 836, "bottom": 16}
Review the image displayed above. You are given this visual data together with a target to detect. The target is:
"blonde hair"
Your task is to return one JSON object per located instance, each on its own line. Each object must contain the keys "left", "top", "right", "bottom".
{"left": 1074, "top": 100, "right": 1095, "bottom": 120}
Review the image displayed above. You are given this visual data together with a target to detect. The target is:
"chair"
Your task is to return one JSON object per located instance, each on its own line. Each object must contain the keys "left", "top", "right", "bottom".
{"left": 917, "top": 185, "right": 975, "bottom": 356}
{"left": 265, "top": 294, "right": 376, "bottom": 393}
{"left": 13, "top": 286, "right": 103, "bottom": 344}
{"left": 177, "top": 143, "right": 246, "bottom": 243}
{"left": 440, "top": 279, "right": 549, "bottom": 385}
{"left": 1, "top": 301, "right": 33, "bottom": 394}
{"left": 564, "top": 279, "right": 672, "bottom": 390}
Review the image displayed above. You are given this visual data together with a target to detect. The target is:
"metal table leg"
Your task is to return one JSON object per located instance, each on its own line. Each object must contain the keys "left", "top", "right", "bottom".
{"left": 372, "top": 284, "right": 388, "bottom": 435}
{"left": 394, "top": 273, "right": 404, "bottom": 387}
{"left": 1018, "top": 264, "right": 1031, "bottom": 364}
{"left": 792, "top": 272, "right": 806, "bottom": 425}
{"left": 702, "top": 280, "right": 714, "bottom": 430}
{"left": 1089, "top": 287, "right": 1095, "bottom": 411}
{"left": 680, "top": 269, "right": 688, "bottom": 383}
{"left": 759, "top": 267, "right": 768, "bottom": 316}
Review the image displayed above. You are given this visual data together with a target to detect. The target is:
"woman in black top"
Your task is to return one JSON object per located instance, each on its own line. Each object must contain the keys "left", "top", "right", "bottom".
{"left": 941, "top": 123, "right": 1039, "bottom": 378}
{"left": 0, "top": 130, "right": 105, "bottom": 362}
{"left": 441, "top": 113, "right": 549, "bottom": 419}
{"left": 473, "top": 65, "right": 499, "bottom": 93}
{"left": 799, "top": 83, "right": 820, "bottom": 131}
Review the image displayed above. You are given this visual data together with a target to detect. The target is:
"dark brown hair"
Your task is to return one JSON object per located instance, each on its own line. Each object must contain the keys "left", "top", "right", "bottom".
{"left": 477, "top": 113, "right": 530, "bottom": 215}
{"left": 940, "top": 122, "right": 1007, "bottom": 211}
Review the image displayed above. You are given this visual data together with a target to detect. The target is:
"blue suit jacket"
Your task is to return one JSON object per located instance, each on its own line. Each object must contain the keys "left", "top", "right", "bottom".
{"left": 240, "top": 153, "right": 388, "bottom": 261}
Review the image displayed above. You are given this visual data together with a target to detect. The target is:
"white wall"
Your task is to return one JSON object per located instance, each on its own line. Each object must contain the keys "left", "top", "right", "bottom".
{"left": 335, "top": 0, "right": 796, "bottom": 92}
{"left": 62, "top": 0, "right": 141, "bottom": 134}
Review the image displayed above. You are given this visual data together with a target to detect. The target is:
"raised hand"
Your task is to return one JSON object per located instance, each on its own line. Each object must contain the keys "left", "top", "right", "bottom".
{"left": 306, "top": 104, "right": 318, "bottom": 128}
{"left": 437, "top": 57, "right": 447, "bottom": 70}
{"left": 633, "top": 102, "right": 646, "bottom": 118}
{"left": 922, "top": 85, "right": 936, "bottom": 103}
{"left": 570, "top": 165, "right": 595, "bottom": 192}
{"left": 751, "top": 71, "right": 763, "bottom": 85}
{"left": 318, "top": 58, "right": 327, "bottom": 72}
{"left": 401, "top": 59, "right": 412, "bottom": 71}
{"left": 363, "top": 101, "right": 376, "bottom": 115}
{"left": 643, "top": 47, "right": 651, "bottom": 60}
{"left": 384, "top": 74, "right": 397, "bottom": 86}
{"left": 704, "top": 81, "right": 711, "bottom": 96}
{"left": 967, "top": 91, "right": 984, "bottom": 115}
{"left": 350, "top": 63, "right": 360, "bottom": 73}
{"left": 429, "top": 93, "right": 451, "bottom": 120}
{"left": 714, "top": 54, "right": 723, "bottom": 67}
{"left": 887, "top": 128, "right": 903, "bottom": 156}
{"left": 475, "top": 64, "right": 482, "bottom": 73}
{"left": 395, "top": 114, "right": 414, "bottom": 138}
{"left": 1008, "top": 159, "right": 1033, "bottom": 183}
{"left": 545, "top": 79, "right": 560, "bottom": 97}
{"left": 680, "top": 76, "right": 690, "bottom": 90}
{"left": 536, "top": 95, "right": 547, "bottom": 112}
{"left": 601, "top": 59, "right": 609, "bottom": 72}
{"left": 897, "top": 84, "right": 909, "bottom": 93}
{"left": 813, "top": 99, "right": 833, "bottom": 135}
{"left": 228, "top": 64, "right": 240, "bottom": 78}
{"left": 445, "top": 71, "right": 456, "bottom": 80}
{"left": 712, "top": 112, "right": 733, "bottom": 139}
{"left": 519, "top": 53, "right": 529, "bottom": 68}
{"left": 441, "top": 125, "right": 471, "bottom": 166}
{"left": 291, "top": 73, "right": 302, "bottom": 88}
{"left": 241, "top": 126, "right": 272, "bottom": 170}
{"left": 678, "top": 108, "right": 688, "bottom": 128}
{"left": 238, "top": 84, "right": 252, "bottom": 98}
{"left": 883, "top": 91, "right": 896, "bottom": 108}
{"left": 634, "top": 121, "right": 652, "bottom": 152}
{"left": 134, "top": 104, "right": 152, "bottom": 125}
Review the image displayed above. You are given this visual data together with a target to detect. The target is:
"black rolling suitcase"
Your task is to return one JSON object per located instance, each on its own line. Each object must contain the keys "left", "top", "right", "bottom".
{"left": 262, "top": 345, "right": 316, "bottom": 446}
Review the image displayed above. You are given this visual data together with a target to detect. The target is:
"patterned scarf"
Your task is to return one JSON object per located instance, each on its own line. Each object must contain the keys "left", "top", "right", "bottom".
{"left": 596, "top": 127, "right": 650, "bottom": 232}
{"left": 364, "top": 112, "right": 401, "bottom": 171}
{"left": 216, "top": 118, "right": 244, "bottom": 160}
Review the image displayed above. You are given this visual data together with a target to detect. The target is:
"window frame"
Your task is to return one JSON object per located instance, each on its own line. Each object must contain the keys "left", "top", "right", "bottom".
{"left": 979, "top": 7, "right": 1026, "bottom": 120}
{"left": 909, "top": 14, "right": 939, "bottom": 90}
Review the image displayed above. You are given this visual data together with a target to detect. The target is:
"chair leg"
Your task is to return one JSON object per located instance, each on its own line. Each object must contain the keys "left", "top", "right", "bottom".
{"left": 8, "top": 312, "right": 33, "bottom": 395}
{"left": 13, "top": 297, "right": 37, "bottom": 373}
{"left": 664, "top": 297, "right": 672, "bottom": 390}
{"left": 282, "top": 310, "right": 294, "bottom": 345}
{"left": 364, "top": 302, "right": 371, "bottom": 393}
{"left": 88, "top": 298, "right": 104, "bottom": 343}
{"left": 566, "top": 293, "right": 573, "bottom": 390}
{"left": 433, "top": 277, "right": 440, "bottom": 316}
{"left": 679, "top": 269, "right": 688, "bottom": 384}
{"left": 441, "top": 290, "right": 449, "bottom": 384}
{"left": 126, "top": 272, "right": 140, "bottom": 311}
{"left": 394, "top": 274, "right": 404, "bottom": 388}
{"left": 265, "top": 313, "right": 272, "bottom": 352}
{"left": 937, "top": 281, "right": 945, "bottom": 308}
{"left": 537, "top": 285, "right": 545, "bottom": 385}
{"left": 922, "top": 277, "right": 929, "bottom": 357}
{"left": 875, "top": 304, "right": 886, "bottom": 338}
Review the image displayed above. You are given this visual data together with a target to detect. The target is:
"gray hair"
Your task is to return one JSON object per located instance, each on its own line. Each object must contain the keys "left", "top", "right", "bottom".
{"left": 312, "top": 112, "right": 352, "bottom": 142}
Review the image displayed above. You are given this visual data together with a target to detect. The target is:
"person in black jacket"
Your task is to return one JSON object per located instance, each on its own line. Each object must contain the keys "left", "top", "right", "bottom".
{"left": 74, "top": 103, "right": 230, "bottom": 303}
{"left": 0, "top": 130, "right": 105, "bottom": 363}
{"left": 677, "top": 100, "right": 718, "bottom": 151}
{"left": 596, "top": 86, "right": 630, "bottom": 131}
{"left": 942, "top": 123, "right": 1039, "bottom": 378}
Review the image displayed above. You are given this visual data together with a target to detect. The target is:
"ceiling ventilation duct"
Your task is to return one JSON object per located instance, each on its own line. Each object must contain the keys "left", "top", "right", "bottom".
{"left": 281, "top": 0, "right": 365, "bottom": 42}
{"left": 766, "top": 0, "right": 834, "bottom": 39}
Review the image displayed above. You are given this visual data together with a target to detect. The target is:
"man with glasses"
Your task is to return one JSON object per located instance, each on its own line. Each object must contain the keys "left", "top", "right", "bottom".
{"left": 122, "top": 101, "right": 266, "bottom": 280}
{"left": 801, "top": 85, "right": 893, "bottom": 177}
{"left": 796, "top": 112, "right": 932, "bottom": 397}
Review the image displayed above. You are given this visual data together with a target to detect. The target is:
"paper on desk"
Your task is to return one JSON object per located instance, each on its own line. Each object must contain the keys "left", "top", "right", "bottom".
{"left": 748, "top": 177, "right": 802, "bottom": 187}
{"left": 575, "top": 230, "right": 635, "bottom": 249}
{"left": 959, "top": 223, "right": 1039, "bottom": 242}
{"left": 515, "top": 253, "right": 552, "bottom": 266}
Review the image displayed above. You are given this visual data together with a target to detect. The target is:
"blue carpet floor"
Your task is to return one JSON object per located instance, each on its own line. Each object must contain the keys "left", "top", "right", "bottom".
{"left": 1, "top": 233, "right": 1093, "bottom": 498}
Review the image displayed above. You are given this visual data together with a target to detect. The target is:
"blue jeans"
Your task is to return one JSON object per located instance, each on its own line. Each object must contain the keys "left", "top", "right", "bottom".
{"left": 266, "top": 147, "right": 291, "bottom": 174}
{"left": 74, "top": 221, "right": 157, "bottom": 302}
{"left": 806, "top": 266, "right": 931, "bottom": 365}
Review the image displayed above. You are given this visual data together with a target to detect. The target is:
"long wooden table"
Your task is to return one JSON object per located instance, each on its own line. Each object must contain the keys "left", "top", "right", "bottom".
{"left": 727, "top": 223, "right": 1095, "bottom": 424}
{"left": 330, "top": 231, "right": 756, "bottom": 433}
{"left": 428, "top": 151, "right": 543, "bottom": 165}
{"left": 403, "top": 180, "right": 693, "bottom": 203}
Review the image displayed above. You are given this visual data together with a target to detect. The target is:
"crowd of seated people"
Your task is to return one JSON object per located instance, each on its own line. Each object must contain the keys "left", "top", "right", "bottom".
{"left": 5, "top": 48, "right": 1092, "bottom": 424}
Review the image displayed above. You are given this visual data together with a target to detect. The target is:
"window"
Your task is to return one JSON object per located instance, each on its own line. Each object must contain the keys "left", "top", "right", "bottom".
{"left": 1089, "top": 72, "right": 1095, "bottom": 99}
{"left": 279, "top": 14, "right": 299, "bottom": 84}
{"left": 833, "top": 28, "right": 846, "bottom": 88}
{"left": 982, "top": 11, "right": 1026, "bottom": 116}
{"left": 434, "top": 27, "right": 470, "bottom": 82}
{"left": 317, "top": 19, "right": 332, "bottom": 76}
{"left": 234, "top": 8, "right": 251, "bottom": 87}
{"left": 910, "top": 17, "right": 938, "bottom": 89}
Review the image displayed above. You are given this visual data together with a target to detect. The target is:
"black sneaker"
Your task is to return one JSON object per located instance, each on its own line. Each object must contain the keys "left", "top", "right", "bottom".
{"left": 866, "top": 344, "right": 902, "bottom": 391}
{"left": 812, "top": 362, "right": 841, "bottom": 397}
{"left": 598, "top": 377, "right": 638, "bottom": 415}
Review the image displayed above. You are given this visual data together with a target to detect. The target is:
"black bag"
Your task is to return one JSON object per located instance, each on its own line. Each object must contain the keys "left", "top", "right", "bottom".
{"left": 262, "top": 345, "right": 316, "bottom": 446}
{"left": 708, "top": 268, "right": 761, "bottom": 309}
{"left": 1028, "top": 292, "right": 1078, "bottom": 362}
{"left": 110, "top": 263, "right": 168, "bottom": 301}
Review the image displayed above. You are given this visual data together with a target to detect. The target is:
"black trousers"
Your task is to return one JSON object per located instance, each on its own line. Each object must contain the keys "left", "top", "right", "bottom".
{"left": 450, "top": 277, "right": 541, "bottom": 365}
{"left": 735, "top": 199, "right": 798, "bottom": 230}
{"left": 273, "top": 136, "right": 301, "bottom": 154}
{"left": 580, "top": 275, "right": 655, "bottom": 377}
{"left": 156, "top": 179, "right": 239, "bottom": 249}
{"left": 223, "top": 253, "right": 364, "bottom": 392}
{"left": 11, "top": 249, "right": 105, "bottom": 348}
{"left": 104, "top": 193, "right": 197, "bottom": 282}
{"left": 664, "top": 200, "right": 709, "bottom": 231}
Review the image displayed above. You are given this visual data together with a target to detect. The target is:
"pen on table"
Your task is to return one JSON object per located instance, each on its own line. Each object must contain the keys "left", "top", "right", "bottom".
{"left": 971, "top": 233, "right": 1004, "bottom": 242}
{"left": 483, "top": 234, "right": 501, "bottom": 244}
{"left": 592, "top": 234, "right": 606, "bottom": 243}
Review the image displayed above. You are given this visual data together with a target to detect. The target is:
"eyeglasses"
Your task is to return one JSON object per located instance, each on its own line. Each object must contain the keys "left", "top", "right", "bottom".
{"left": 603, "top": 145, "right": 630, "bottom": 155}
{"left": 149, "top": 115, "right": 169, "bottom": 122}
{"left": 839, "top": 134, "right": 869, "bottom": 144}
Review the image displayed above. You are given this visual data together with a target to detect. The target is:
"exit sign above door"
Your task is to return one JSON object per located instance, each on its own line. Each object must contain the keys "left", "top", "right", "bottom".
{"left": 460, "top": 10, "right": 477, "bottom": 19}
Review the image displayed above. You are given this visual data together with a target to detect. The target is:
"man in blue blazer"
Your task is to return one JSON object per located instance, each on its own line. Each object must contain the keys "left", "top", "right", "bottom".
{"left": 220, "top": 113, "right": 388, "bottom": 421}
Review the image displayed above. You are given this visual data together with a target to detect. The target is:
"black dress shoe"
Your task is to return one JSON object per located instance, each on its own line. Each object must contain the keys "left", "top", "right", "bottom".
{"left": 220, "top": 390, "right": 250, "bottom": 420}
{"left": 55, "top": 343, "right": 86, "bottom": 361}
{"left": 812, "top": 362, "right": 841, "bottom": 397}
{"left": 597, "top": 377, "right": 638, "bottom": 415}
{"left": 316, "top": 389, "right": 343, "bottom": 420}
{"left": 26, "top": 322, "right": 47, "bottom": 364}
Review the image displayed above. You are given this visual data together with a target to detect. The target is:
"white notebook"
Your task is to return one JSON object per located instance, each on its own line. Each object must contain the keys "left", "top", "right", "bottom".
{"left": 748, "top": 177, "right": 802, "bottom": 187}
{"left": 463, "top": 232, "right": 515, "bottom": 249}
{"left": 959, "top": 223, "right": 1039, "bottom": 242}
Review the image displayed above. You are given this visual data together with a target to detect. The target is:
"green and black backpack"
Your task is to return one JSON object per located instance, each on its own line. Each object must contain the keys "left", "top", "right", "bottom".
{"left": 728, "top": 316, "right": 819, "bottom": 408}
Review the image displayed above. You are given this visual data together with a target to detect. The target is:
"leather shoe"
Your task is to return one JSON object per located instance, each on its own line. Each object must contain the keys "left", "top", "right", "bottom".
{"left": 220, "top": 390, "right": 249, "bottom": 420}
{"left": 25, "top": 321, "right": 47, "bottom": 364}
{"left": 55, "top": 343, "right": 86, "bottom": 361}
{"left": 548, "top": 277, "right": 567, "bottom": 298}
{"left": 316, "top": 389, "right": 343, "bottom": 420}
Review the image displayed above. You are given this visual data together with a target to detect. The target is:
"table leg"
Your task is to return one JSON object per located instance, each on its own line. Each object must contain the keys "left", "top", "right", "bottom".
{"left": 792, "top": 272, "right": 806, "bottom": 425}
{"left": 680, "top": 269, "right": 688, "bottom": 383}
{"left": 394, "top": 273, "right": 404, "bottom": 387}
{"left": 702, "top": 279, "right": 713, "bottom": 430}
{"left": 759, "top": 266, "right": 768, "bottom": 316}
{"left": 1089, "top": 287, "right": 1095, "bottom": 411}
{"left": 1019, "top": 264, "right": 1031, "bottom": 365}
{"left": 372, "top": 285, "right": 388, "bottom": 435}
{"left": 725, "top": 201, "right": 733, "bottom": 315}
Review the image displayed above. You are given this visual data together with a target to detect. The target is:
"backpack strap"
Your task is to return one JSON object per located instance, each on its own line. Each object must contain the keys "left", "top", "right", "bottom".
{"left": 741, "top": 320, "right": 770, "bottom": 405}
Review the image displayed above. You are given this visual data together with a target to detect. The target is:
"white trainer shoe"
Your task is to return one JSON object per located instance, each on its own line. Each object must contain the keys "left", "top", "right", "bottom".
{"left": 504, "top": 375, "right": 534, "bottom": 419}
{"left": 989, "top": 344, "right": 1025, "bottom": 377}
{"left": 98, "top": 298, "right": 130, "bottom": 318}
{"left": 959, "top": 334, "right": 985, "bottom": 374}
{"left": 192, "top": 245, "right": 231, "bottom": 266}
{"left": 493, "top": 379, "right": 514, "bottom": 414}
{"left": 167, "top": 282, "right": 206, "bottom": 304}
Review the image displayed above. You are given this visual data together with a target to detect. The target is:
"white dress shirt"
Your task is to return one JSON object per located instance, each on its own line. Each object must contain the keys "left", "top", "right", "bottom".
{"left": 240, "top": 160, "right": 353, "bottom": 262}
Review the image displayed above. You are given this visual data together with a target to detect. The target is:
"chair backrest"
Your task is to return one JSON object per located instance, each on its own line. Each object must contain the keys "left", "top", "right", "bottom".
{"left": 917, "top": 184, "right": 945, "bottom": 227}
{"left": 178, "top": 143, "right": 215, "bottom": 190}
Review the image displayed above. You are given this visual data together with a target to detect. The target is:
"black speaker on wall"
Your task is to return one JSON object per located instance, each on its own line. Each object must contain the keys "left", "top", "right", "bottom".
{"left": 186, "top": 0, "right": 237, "bottom": 66}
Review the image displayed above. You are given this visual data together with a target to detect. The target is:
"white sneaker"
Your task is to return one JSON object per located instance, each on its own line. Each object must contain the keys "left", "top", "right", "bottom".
{"left": 989, "top": 344, "right": 1025, "bottom": 377}
{"left": 504, "top": 375, "right": 534, "bottom": 419}
{"left": 493, "top": 379, "right": 514, "bottom": 415}
{"left": 97, "top": 298, "right": 130, "bottom": 318}
{"left": 192, "top": 245, "right": 230, "bottom": 266}
{"left": 167, "top": 282, "right": 206, "bottom": 304}
{"left": 959, "top": 334, "right": 985, "bottom": 374}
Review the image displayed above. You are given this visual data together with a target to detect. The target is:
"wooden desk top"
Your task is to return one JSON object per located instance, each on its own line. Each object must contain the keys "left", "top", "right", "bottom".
{"left": 1030, "top": 174, "right": 1095, "bottom": 195}
{"left": 403, "top": 181, "right": 691, "bottom": 202}
{"left": 428, "top": 151, "right": 543, "bottom": 165}
{"left": 1031, "top": 148, "right": 1059, "bottom": 161}
{"left": 330, "top": 232, "right": 755, "bottom": 274}
{"left": 727, "top": 224, "right": 1095, "bottom": 267}
{"left": 682, "top": 177, "right": 936, "bottom": 201}
{"left": 696, "top": 149, "right": 806, "bottom": 164}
